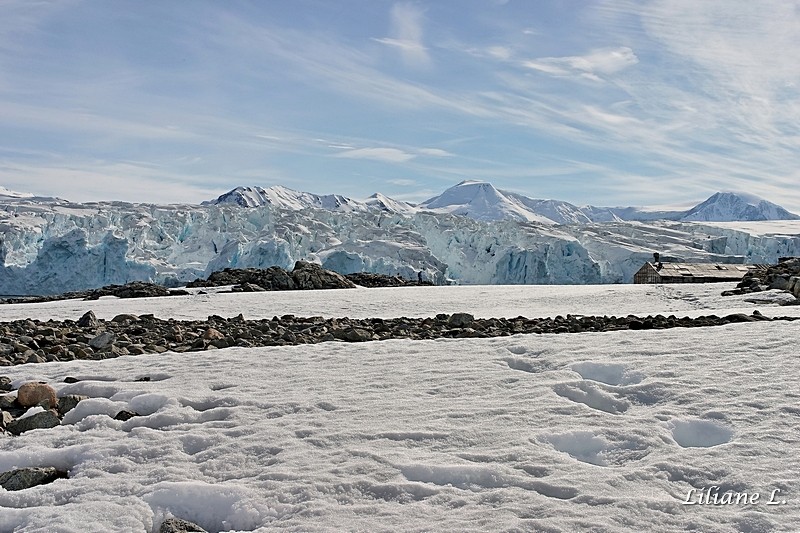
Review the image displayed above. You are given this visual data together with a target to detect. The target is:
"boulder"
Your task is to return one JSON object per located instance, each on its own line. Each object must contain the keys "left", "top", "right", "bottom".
{"left": 1, "top": 410, "right": 13, "bottom": 430}
{"left": 111, "top": 313, "right": 139, "bottom": 323}
{"left": 447, "top": 313, "right": 475, "bottom": 328}
{"left": 291, "top": 261, "right": 355, "bottom": 290}
{"left": 6, "top": 410, "right": 61, "bottom": 435}
{"left": 0, "top": 467, "right": 67, "bottom": 491}
{"left": 159, "top": 517, "right": 208, "bottom": 533}
{"left": 202, "top": 328, "right": 225, "bottom": 340}
{"left": 89, "top": 332, "right": 116, "bottom": 350}
{"left": 57, "top": 395, "right": 89, "bottom": 416}
{"left": 0, "top": 376, "right": 11, "bottom": 392}
{"left": 17, "top": 382, "right": 57, "bottom": 409}
{"left": 76, "top": 310, "right": 100, "bottom": 328}
{"left": 791, "top": 277, "right": 800, "bottom": 298}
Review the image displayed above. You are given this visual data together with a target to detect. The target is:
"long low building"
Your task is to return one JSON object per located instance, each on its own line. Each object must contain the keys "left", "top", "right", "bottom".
{"left": 633, "top": 261, "right": 768, "bottom": 284}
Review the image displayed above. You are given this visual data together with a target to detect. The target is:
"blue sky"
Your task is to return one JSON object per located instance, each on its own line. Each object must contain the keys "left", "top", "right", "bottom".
{"left": 1, "top": 0, "right": 799, "bottom": 211}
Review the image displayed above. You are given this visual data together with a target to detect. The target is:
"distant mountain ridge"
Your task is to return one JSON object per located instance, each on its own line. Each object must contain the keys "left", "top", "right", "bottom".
{"left": 205, "top": 181, "right": 800, "bottom": 224}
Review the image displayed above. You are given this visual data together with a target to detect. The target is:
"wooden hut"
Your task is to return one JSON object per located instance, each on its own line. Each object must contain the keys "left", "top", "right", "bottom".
{"left": 633, "top": 261, "right": 766, "bottom": 284}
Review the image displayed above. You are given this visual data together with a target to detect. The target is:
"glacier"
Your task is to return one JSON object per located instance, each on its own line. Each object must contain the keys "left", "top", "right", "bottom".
{"left": 1, "top": 191, "right": 800, "bottom": 295}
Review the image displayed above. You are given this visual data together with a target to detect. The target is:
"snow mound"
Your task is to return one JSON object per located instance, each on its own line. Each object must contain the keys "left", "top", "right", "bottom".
{"left": 670, "top": 418, "right": 734, "bottom": 448}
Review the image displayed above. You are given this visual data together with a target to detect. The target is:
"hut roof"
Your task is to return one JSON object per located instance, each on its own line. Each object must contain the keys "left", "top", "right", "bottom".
{"left": 644, "top": 262, "right": 765, "bottom": 279}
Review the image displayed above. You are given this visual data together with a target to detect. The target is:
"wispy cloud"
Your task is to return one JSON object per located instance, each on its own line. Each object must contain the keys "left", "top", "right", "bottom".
{"left": 388, "top": 178, "right": 417, "bottom": 186}
{"left": 335, "top": 147, "right": 416, "bottom": 163}
{"left": 374, "top": 3, "right": 431, "bottom": 68}
{"left": 417, "top": 148, "right": 454, "bottom": 157}
{"left": 523, "top": 47, "right": 639, "bottom": 80}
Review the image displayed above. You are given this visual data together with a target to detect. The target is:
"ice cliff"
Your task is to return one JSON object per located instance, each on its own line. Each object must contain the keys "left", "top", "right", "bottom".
{"left": 1, "top": 190, "right": 800, "bottom": 295}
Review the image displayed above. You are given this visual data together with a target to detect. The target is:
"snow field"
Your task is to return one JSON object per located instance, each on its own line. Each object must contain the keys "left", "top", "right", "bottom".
{"left": 2, "top": 282, "right": 799, "bottom": 324}
{"left": 1, "top": 283, "right": 799, "bottom": 531}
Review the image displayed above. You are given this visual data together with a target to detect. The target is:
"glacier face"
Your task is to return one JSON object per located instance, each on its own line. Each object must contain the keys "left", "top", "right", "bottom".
{"left": 2, "top": 194, "right": 800, "bottom": 295}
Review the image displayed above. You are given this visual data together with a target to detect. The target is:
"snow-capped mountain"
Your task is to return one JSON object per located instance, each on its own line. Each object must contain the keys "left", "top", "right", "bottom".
{"left": 681, "top": 192, "right": 800, "bottom": 222}
{"left": 0, "top": 186, "right": 33, "bottom": 199}
{"left": 364, "top": 193, "right": 417, "bottom": 215}
{"left": 415, "top": 181, "right": 799, "bottom": 224}
{"left": 417, "top": 180, "right": 556, "bottom": 224}
{"left": 1, "top": 181, "right": 800, "bottom": 295}
{"left": 204, "top": 185, "right": 368, "bottom": 212}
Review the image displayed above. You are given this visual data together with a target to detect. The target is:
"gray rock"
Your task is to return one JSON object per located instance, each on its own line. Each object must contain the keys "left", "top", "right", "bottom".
{"left": 291, "top": 261, "right": 356, "bottom": 290}
{"left": 1, "top": 410, "right": 13, "bottom": 430}
{"left": 57, "top": 395, "right": 89, "bottom": 417}
{"left": 76, "top": 310, "right": 100, "bottom": 328}
{"left": 89, "top": 332, "right": 116, "bottom": 350}
{"left": 6, "top": 410, "right": 61, "bottom": 435}
{"left": 0, "top": 467, "right": 67, "bottom": 491}
{"left": 159, "top": 517, "right": 208, "bottom": 533}
{"left": 232, "top": 282, "right": 265, "bottom": 292}
{"left": 447, "top": 313, "right": 475, "bottom": 328}
{"left": 343, "top": 328, "right": 374, "bottom": 342}
{"left": 0, "top": 376, "right": 11, "bottom": 392}
{"left": 111, "top": 313, "right": 139, "bottom": 323}
{"left": 768, "top": 276, "right": 791, "bottom": 290}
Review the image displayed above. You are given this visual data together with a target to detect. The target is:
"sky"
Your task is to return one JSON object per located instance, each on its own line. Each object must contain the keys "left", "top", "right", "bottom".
{"left": 1, "top": 0, "right": 799, "bottom": 211}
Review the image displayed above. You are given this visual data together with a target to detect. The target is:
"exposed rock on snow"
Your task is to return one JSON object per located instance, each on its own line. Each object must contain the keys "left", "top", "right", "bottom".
{"left": 722, "top": 257, "right": 800, "bottom": 299}
{"left": 189, "top": 261, "right": 355, "bottom": 291}
{"left": 6, "top": 410, "right": 60, "bottom": 435}
{"left": 16, "top": 382, "right": 57, "bottom": 409}
{"left": 0, "top": 310, "right": 793, "bottom": 367}
{"left": 291, "top": 260, "right": 355, "bottom": 290}
{"left": 159, "top": 517, "right": 208, "bottom": 533}
{"left": 0, "top": 467, "right": 67, "bottom": 491}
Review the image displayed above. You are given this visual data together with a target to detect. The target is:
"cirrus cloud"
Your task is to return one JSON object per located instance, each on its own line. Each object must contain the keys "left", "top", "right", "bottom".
{"left": 335, "top": 147, "right": 415, "bottom": 163}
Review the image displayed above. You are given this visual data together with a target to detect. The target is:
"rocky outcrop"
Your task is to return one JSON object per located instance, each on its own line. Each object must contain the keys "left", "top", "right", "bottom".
{"left": 722, "top": 258, "right": 800, "bottom": 299}
{"left": 1, "top": 282, "right": 190, "bottom": 305}
{"left": 291, "top": 261, "right": 355, "bottom": 290}
{"left": 188, "top": 262, "right": 355, "bottom": 291}
{"left": 344, "top": 272, "right": 434, "bottom": 288}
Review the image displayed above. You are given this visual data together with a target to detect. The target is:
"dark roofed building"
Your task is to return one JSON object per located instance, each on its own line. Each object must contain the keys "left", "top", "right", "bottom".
{"left": 633, "top": 261, "right": 767, "bottom": 284}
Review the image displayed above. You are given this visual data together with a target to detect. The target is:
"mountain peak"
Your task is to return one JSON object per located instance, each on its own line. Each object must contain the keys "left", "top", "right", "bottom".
{"left": 682, "top": 191, "right": 800, "bottom": 222}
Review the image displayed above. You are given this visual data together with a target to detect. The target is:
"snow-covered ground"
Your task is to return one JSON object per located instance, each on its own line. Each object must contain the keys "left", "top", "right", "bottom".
{"left": 2, "top": 282, "right": 800, "bottom": 323}
{"left": 1, "top": 284, "right": 799, "bottom": 532}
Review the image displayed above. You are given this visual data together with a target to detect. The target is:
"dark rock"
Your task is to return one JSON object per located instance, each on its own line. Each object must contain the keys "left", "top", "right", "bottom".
{"left": 0, "top": 376, "right": 11, "bottom": 392}
{"left": 57, "top": 395, "right": 89, "bottom": 416}
{"left": 447, "top": 313, "right": 474, "bottom": 328}
{"left": 114, "top": 409, "right": 138, "bottom": 421}
{"left": 7, "top": 410, "right": 61, "bottom": 435}
{"left": 0, "top": 467, "right": 67, "bottom": 491}
{"left": 232, "top": 282, "right": 266, "bottom": 292}
{"left": 168, "top": 289, "right": 190, "bottom": 296}
{"left": 76, "top": 311, "right": 100, "bottom": 328}
{"left": 291, "top": 261, "right": 356, "bottom": 290}
{"left": 86, "top": 282, "right": 172, "bottom": 300}
{"left": 159, "top": 517, "right": 208, "bottom": 533}
{"left": 340, "top": 328, "right": 374, "bottom": 342}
